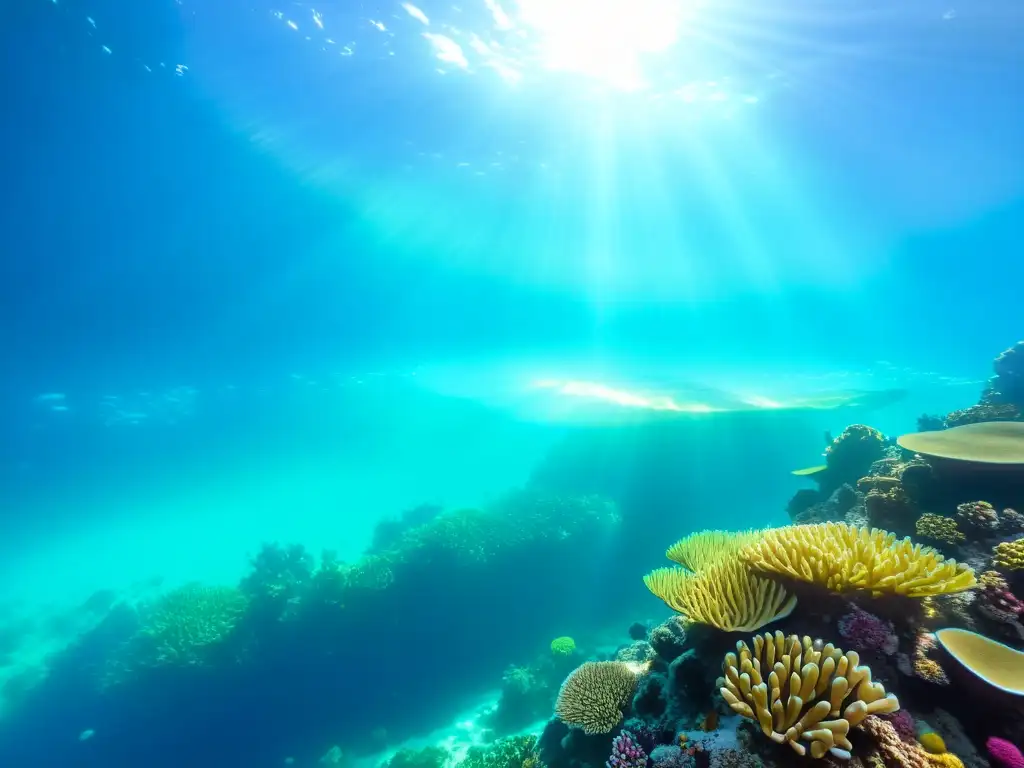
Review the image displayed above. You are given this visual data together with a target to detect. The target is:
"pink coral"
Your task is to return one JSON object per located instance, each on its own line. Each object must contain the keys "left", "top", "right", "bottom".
{"left": 987, "top": 737, "right": 1024, "bottom": 768}
{"left": 838, "top": 607, "right": 899, "bottom": 654}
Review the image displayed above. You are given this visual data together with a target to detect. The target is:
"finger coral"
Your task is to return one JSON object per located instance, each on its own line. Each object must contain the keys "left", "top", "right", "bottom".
{"left": 664, "top": 529, "right": 761, "bottom": 572}
{"left": 739, "top": 522, "right": 977, "bottom": 597}
{"left": 644, "top": 556, "right": 796, "bottom": 632}
{"left": 719, "top": 631, "right": 900, "bottom": 759}
{"left": 555, "top": 661, "right": 644, "bottom": 734}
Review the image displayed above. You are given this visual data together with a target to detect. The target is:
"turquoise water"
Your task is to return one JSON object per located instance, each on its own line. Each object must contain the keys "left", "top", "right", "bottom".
{"left": 2, "top": 0, "right": 1023, "bottom": 765}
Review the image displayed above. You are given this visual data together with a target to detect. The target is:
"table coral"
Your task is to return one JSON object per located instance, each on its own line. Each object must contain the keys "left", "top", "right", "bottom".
{"left": 719, "top": 631, "right": 899, "bottom": 759}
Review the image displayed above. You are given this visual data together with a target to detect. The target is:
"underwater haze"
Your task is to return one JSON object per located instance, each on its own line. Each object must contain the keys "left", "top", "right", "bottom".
{"left": 1, "top": 0, "right": 1023, "bottom": 765}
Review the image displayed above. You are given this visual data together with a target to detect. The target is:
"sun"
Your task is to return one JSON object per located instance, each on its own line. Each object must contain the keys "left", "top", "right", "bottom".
{"left": 514, "top": 0, "right": 698, "bottom": 90}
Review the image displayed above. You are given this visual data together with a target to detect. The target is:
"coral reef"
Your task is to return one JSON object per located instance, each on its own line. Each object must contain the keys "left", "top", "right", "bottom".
{"left": 643, "top": 558, "right": 796, "bottom": 632}
{"left": 607, "top": 731, "right": 648, "bottom": 768}
{"left": 719, "top": 632, "right": 899, "bottom": 758}
{"left": 555, "top": 661, "right": 645, "bottom": 734}
{"left": 740, "top": 522, "right": 977, "bottom": 597}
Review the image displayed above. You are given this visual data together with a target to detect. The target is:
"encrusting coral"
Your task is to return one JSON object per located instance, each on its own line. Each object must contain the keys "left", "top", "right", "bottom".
{"left": 554, "top": 661, "right": 645, "bottom": 734}
{"left": 739, "top": 522, "right": 977, "bottom": 597}
{"left": 644, "top": 557, "right": 796, "bottom": 632}
{"left": 718, "top": 631, "right": 900, "bottom": 759}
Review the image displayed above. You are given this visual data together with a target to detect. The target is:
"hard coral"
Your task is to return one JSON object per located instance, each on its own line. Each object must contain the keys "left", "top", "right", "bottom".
{"left": 739, "top": 522, "right": 977, "bottom": 597}
{"left": 608, "top": 731, "right": 649, "bottom": 768}
{"left": 550, "top": 637, "right": 576, "bottom": 657}
{"left": 665, "top": 530, "right": 762, "bottom": 573}
{"left": 897, "top": 422, "right": 1024, "bottom": 464}
{"left": 838, "top": 608, "right": 899, "bottom": 655}
{"left": 916, "top": 514, "right": 966, "bottom": 546}
{"left": 859, "top": 716, "right": 929, "bottom": 768}
{"left": 957, "top": 502, "right": 1001, "bottom": 532}
{"left": 994, "top": 538, "right": 1024, "bottom": 571}
{"left": 865, "top": 487, "right": 919, "bottom": 535}
{"left": 644, "top": 557, "right": 796, "bottom": 632}
{"left": 944, "top": 404, "right": 1021, "bottom": 429}
{"left": 826, "top": 425, "right": 887, "bottom": 476}
{"left": 719, "top": 631, "right": 899, "bottom": 759}
{"left": 555, "top": 661, "right": 644, "bottom": 734}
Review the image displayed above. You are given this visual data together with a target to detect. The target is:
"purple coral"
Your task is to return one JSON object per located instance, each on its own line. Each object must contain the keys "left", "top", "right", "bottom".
{"left": 838, "top": 607, "right": 899, "bottom": 655}
{"left": 608, "top": 731, "right": 649, "bottom": 768}
{"left": 881, "top": 711, "right": 916, "bottom": 742}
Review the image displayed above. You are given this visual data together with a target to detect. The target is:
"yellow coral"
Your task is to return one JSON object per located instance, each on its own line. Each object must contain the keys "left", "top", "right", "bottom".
{"left": 665, "top": 529, "right": 761, "bottom": 572}
{"left": 926, "top": 754, "right": 964, "bottom": 768}
{"left": 554, "top": 661, "right": 643, "bottom": 734}
{"left": 994, "top": 537, "right": 1024, "bottom": 571}
{"left": 919, "top": 733, "right": 946, "bottom": 754}
{"left": 913, "top": 658, "right": 949, "bottom": 686}
{"left": 979, "top": 570, "right": 1008, "bottom": 589}
{"left": 915, "top": 514, "right": 965, "bottom": 545}
{"left": 644, "top": 557, "right": 796, "bottom": 632}
{"left": 719, "top": 631, "right": 899, "bottom": 759}
{"left": 739, "top": 523, "right": 977, "bottom": 597}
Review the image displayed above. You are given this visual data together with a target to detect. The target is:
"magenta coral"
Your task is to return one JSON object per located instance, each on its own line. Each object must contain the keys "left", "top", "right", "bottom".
{"left": 608, "top": 731, "right": 649, "bottom": 768}
{"left": 838, "top": 607, "right": 899, "bottom": 655}
{"left": 987, "top": 737, "right": 1024, "bottom": 768}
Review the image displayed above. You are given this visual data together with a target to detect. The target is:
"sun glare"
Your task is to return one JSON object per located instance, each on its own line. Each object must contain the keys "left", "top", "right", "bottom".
{"left": 515, "top": 0, "right": 697, "bottom": 89}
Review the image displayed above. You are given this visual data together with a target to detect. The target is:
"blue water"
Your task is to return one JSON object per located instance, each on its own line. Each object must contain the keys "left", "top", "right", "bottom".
{"left": 1, "top": 0, "right": 1023, "bottom": 764}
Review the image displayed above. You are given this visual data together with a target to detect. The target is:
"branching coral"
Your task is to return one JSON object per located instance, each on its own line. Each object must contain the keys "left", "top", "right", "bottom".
{"left": 739, "top": 523, "right": 977, "bottom": 597}
{"left": 718, "top": 632, "right": 899, "bottom": 759}
{"left": 138, "top": 584, "right": 248, "bottom": 669}
{"left": 644, "top": 556, "right": 796, "bottom": 632}
{"left": 555, "top": 661, "right": 644, "bottom": 734}
{"left": 915, "top": 514, "right": 965, "bottom": 546}
{"left": 665, "top": 530, "right": 761, "bottom": 572}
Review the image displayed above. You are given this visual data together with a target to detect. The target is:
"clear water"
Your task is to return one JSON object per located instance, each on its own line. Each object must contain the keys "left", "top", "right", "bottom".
{"left": 1, "top": 0, "right": 1022, "bottom": 764}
